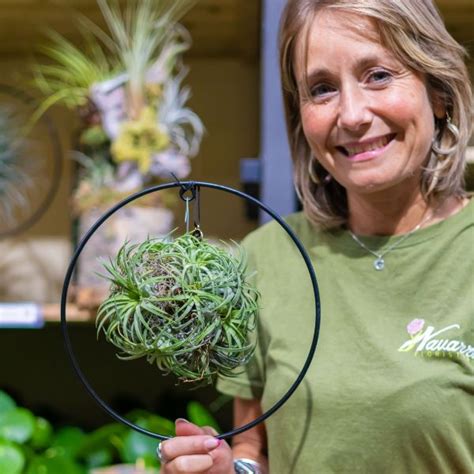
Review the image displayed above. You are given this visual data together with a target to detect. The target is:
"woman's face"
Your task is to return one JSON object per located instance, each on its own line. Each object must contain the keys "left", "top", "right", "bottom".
{"left": 296, "top": 11, "right": 443, "bottom": 197}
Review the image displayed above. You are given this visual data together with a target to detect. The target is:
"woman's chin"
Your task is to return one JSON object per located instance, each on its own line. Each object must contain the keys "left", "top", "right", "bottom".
{"left": 343, "top": 178, "right": 398, "bottom": 195}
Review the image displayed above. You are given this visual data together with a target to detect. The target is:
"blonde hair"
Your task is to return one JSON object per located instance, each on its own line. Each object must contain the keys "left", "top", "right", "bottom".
{"left": 280, "top": 0, "right": 473, "bottom": 228}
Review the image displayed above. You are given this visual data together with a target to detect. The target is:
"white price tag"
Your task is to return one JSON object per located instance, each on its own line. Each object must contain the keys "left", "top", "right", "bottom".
{"left": 0, "top": 303, "right": 44, "bottom": 328}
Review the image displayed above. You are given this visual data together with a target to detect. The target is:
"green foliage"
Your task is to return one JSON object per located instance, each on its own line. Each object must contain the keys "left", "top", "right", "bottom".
{"left": 0, "top": 440, "right": 25, "bottom": 474}
{"left": 0, "top": 408, "right": 35, "bottom": 443}
{"left": 186, "top": 401, "right": 220, "bottom": 432}
{"left": 96, "top": 233, "right": 260, "bottom": 385}
{"left": 0, "top": 389, "right": 222, "bottom": 473}
{"left": 0, "top": 390, "right": 16, "bottom": 415}
{"left": 30, "top": 29, "right": 116, "bottom": 123}
{"left": 29, "top": 417, "right": 53, "bottom": 451}
{"left": 51, "top": 427, "right": 87, "bottom": 458}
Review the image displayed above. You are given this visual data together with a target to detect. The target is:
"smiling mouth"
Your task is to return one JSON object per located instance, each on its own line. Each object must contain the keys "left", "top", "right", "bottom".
{"left": 337, "top": 133, "right": 396, "bottom": 157}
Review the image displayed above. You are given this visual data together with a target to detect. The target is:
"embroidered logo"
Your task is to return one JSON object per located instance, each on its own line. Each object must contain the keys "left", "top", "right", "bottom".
{"left": 399, "top": 318, "right": 474, "bottom": 360}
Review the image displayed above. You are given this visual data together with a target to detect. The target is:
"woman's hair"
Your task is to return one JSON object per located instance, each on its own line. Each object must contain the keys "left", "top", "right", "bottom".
{"left": 280, "top": 0, "right": 473, "bottom": 228}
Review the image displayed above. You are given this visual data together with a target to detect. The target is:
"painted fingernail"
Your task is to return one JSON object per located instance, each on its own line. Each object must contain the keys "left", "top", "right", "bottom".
{"left": 204, "top": 438, "right": 220, "bottom": 449}
{"left": 176, "top": 418, "right": 190, "bottom": 424}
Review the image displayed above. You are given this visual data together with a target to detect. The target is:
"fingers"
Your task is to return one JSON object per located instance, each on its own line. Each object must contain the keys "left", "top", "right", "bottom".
{"left": 160, "top": 420, "right": 232, "bottom": 474}
{"left": 163, "top": 453, "right": 214, "bottom": 473}
{"left": 201, "top": 425, "right": 219, "bottom": 436}
{"left": 160, "top": 434, "right": 221, "bottom": 461}
{"left": 174, "top": 418, "right": 207, "bottom": 436}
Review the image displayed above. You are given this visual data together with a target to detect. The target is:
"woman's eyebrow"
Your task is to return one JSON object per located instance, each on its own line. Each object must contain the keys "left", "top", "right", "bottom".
{"left": 304, "top": 54, "right": 387, "bottom": 83}
{"left": 305, "top": 67, "right": 332, "bottom": 85}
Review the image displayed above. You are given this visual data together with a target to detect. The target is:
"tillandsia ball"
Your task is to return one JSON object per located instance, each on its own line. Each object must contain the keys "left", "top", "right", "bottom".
{"left": 96, "top": 233, "right": 260, "bottom": 385}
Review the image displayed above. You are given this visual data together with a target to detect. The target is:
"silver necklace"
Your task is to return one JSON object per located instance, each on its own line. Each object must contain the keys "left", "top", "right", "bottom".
{"left": 349, "top": 210, "right": 435, "bottom": 271}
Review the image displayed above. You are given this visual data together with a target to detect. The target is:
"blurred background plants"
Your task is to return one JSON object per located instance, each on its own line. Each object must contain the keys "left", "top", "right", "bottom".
{"left": 31, "top": 0, "right": 203, "bottom": 215}
{"left": 0, "top": 389, "right": 221, "bottom": 474}
{"left": 0, "top": 108, "right": 33, "bottom": 226}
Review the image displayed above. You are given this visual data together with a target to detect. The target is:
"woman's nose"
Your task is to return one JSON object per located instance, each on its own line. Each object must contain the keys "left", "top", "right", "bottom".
{"left": 336, "top": 86, "right": 372, "bottom": 131}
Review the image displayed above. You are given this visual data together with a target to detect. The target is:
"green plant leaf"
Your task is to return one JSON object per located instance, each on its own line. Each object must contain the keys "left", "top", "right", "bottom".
{"left": 0, "top": 439, "right": 25, "bottom": 474}
{"left": 0, "top": 408, "right": 35, "bottom": 443}
{"left": 51, "top": 427, "right": 86, "bottom": 458}
{"left": 78, "top": 422, "right": 125, "bottom": 451}
{"left": 26, "top": 451, "right": 86, "bottom": 474}
{"left": 186, "top": 402, "right": 220, "bottom": 432}
{"left": 119, "top": 428, "right": 158, "bottom": 465}
{"left": 0, "top": 390, "right": 16, "bottom": 416}
{"left": 144, "top": 415, "right": 175, "bottom": 438}
{"left": 30, "top": 416, "right": 53, "bottom": 450}
{"left": 76, "top": 422, "right": 125, "bottom": 466}
{"left": 83, "top": 447, "right": 113, "bottom": 468}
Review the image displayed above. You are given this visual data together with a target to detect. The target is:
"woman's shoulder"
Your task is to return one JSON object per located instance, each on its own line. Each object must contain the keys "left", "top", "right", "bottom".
{"left": 432, "top": 196, "right": 474, "bottom": 240}
{"left": 242, "top": 211, "right": 324, "bottom": 253}
{"left": 244, "top": 211, "right": 307, "bottom": 239}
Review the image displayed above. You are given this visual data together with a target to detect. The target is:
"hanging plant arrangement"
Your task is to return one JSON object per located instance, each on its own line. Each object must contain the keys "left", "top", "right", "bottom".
{"left": 96, "top": 233, "right": 260, "bottom": 385}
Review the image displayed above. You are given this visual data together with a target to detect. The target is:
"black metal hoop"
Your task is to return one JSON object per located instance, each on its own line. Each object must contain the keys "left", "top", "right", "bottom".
{"left": 0, "top": 84, "right": 63, "bottom": 239}
{"left": 60, "top": 181, "right": 321, "bottom": 440}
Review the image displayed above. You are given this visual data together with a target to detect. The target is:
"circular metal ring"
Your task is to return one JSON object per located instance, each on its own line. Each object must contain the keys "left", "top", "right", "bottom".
{"left": 61, "top": 180, "right": 321, "bottom": 441}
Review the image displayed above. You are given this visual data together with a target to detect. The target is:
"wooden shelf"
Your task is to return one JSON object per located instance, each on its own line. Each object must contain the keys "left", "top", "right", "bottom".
{"left": 41, "top": 304, "right": 95, "bottom": 323}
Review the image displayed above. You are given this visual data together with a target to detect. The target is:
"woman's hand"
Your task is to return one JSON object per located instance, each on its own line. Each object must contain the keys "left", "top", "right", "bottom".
{"left": 159, "top": 418, "right": 234, "bottom": 474}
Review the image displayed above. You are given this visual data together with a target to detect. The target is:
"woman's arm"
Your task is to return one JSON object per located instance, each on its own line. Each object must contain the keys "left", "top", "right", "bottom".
{"left": 232, "top": 397, "right": 269, "bottom": 472}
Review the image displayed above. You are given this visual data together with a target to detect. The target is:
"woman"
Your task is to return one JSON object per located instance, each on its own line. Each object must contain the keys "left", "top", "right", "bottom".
{"left": 159, "top": 0, "right": 473, "bottom": 472}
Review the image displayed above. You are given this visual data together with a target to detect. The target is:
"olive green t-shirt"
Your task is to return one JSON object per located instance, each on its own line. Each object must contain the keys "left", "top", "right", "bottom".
{"left": 218, "top": 200, "right": 473, "bottom": 474}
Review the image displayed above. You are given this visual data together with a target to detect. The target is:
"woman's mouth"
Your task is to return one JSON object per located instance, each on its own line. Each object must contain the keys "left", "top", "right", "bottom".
{"left": 336, "top": 133, "right": 396, "bottom": 161}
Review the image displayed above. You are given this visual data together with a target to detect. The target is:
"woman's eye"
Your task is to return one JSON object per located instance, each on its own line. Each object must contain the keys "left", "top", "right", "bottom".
{"left": 368, "top": 69, "right": 392, "bottom": 84}
{"left": 311, "top": 83, "right": 336, "bottom": 98}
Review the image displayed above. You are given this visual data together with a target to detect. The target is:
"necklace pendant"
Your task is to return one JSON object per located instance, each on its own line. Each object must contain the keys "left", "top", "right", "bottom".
{"left": 374, "top": 258, "right": 385, "bottom": 271}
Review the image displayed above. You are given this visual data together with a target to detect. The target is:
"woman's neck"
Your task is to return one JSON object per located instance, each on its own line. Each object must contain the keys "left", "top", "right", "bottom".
{"left": 347, "top": 190, "right": 465, "bottom": 236}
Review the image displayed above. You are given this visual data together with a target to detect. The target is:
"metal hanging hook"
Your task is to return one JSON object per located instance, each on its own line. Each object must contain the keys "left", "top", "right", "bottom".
{"left": 192, "top": 185, "right": 203, "bottom": 239}
{"left": 170, "top": 174, "right": 202, "bottom": 239}
{"left": 184, "top": 196, "right": 191, "bottom": 233}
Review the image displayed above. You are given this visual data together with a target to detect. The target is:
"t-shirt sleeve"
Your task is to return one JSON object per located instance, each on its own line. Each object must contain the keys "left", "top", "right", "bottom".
{"left": 216, "top": 232, "right": 266, "bottom": 400}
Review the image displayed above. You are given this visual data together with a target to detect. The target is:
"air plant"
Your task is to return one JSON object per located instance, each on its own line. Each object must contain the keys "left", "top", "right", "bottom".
{"left": 30, "top": 30, "right": 117, "bottom": 126}
{"left": 87, "top": 0, "right": 196, "bottom": 119}
{"left": 157, "top": 66, "right": 204, "bottom": 159}
{"left": 0, "top": 109, "right": 32, "bottom": 224}
{"left": 96, "top": 233, "right": 259, "bottom": 385}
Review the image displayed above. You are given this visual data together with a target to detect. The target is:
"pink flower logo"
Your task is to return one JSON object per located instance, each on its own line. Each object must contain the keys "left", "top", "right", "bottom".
{"left": 407, "top": 318, "right": 425, "bottom": 336}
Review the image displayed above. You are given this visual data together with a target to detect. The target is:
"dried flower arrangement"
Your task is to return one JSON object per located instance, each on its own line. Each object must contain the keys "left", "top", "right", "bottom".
{"left": 96, "top": 233, "right": 260, "bottom": 385}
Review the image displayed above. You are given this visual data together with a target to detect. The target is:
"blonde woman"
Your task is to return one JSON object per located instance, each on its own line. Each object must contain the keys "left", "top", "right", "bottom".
{"left": 159, "top": 1, "right": 473, "bottom": 472}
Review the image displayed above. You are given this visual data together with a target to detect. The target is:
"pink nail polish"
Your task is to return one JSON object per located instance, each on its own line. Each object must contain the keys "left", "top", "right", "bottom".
{"left": 176, "top": 418, "right": 190, "bottom": 424}
{"left": 204, "top": 438, "right": 220, "bottom": 449}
